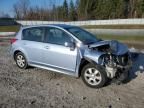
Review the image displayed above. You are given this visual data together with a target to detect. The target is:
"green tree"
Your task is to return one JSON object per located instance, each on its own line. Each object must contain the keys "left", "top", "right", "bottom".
{"left": 78, "top": 0, "right": 98, "bottom": 20}
{"left": 138, "top": 0, "right": 144, "bottom": 17}
{"left": 110, "top": 0, "right": 118, "bottom": 18}
{"left": 94, "top": 0, "right": 115, "bottom": 19}
{"left": 75, "top": 0, "right": 80, "bottom": 20}
{"left": 140, "top": 0, "right": 144, "bottom": 17}
{"left": 115, "top": 0, "right": 125, "bottom": 18}
{"left": 63, "top": 0, "right": 69, "bottom": 21}
{"left": 78, "top": 0, "right": 86, "bottom": 19}
{"left": 69, "top": 0, "right": 77, "bottom": 21}
{"left": 57, "top": 6, "right": 64, "bottom": 21}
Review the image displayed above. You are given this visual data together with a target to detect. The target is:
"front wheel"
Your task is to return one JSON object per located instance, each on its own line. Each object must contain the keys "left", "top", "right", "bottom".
{"left": 81, "top": 63, "right": 107, "bottom": 88}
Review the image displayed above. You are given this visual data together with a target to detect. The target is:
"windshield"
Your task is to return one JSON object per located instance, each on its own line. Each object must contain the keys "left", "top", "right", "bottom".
{"left": 66, "top": 27, "right": 98, "bottom": 44}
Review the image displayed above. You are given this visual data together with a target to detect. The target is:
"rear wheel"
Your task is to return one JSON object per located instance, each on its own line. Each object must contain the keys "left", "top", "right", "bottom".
{"left": 15, "top": 52, "right": 28, "bottom": 69}
{"left": 81, "top": 63, "right": 107, "bottom": 88}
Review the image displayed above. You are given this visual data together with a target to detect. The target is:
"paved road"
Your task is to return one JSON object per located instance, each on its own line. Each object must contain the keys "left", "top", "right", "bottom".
{"left": 87, "top": 29, "right": 144, "bottom": 36}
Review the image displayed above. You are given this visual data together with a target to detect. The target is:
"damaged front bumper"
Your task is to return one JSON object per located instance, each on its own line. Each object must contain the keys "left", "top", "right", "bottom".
{"left": 106, "top": 60, "right": 132, "bottom": 79}
{"left": 117, "top": 59, "right": 132, "bottom": 71}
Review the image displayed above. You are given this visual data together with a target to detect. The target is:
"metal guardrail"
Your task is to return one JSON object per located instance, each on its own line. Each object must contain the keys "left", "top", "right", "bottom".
{"left": 17, "top": 18, "right": 144, "bottom": 26}
{"left": 0, "top": 32, "right": 16, "bottom": 36}
{"left": 0, "top": 32, "right": 15, "bottom": 45}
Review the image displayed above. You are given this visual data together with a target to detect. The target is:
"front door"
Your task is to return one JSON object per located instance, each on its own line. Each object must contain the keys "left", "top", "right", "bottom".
{"left": 43, "top": 27, "right": 77, "bottom": 72}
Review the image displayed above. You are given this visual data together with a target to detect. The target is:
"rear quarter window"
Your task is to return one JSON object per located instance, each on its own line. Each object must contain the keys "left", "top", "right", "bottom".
{"left": 22, "top": 27, "right": 45, "bottom": 42}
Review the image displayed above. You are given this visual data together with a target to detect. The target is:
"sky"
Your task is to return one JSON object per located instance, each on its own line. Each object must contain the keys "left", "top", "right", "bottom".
{"left": 0, "top": 0, "right": 69, "bottom": 17}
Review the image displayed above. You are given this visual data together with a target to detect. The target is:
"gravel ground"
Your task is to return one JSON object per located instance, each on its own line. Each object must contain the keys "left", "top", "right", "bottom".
{"left": 0, "top": 45, "right": 144, "bottom": 108}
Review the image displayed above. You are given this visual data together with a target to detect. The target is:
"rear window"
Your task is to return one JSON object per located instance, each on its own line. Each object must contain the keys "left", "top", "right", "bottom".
{"left": 22, "top": 27, "right": 45, "bottom": 42}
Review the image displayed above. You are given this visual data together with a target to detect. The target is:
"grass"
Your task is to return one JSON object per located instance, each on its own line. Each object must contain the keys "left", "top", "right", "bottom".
{"left": 0, "top": 24, "right": 144, "bottom": 32}
{"left": 0, "top": 25, "right": 20, "bottom": 32}
{"left": 96, "top": 35, "right": 144, "bottom": 42}
{"left": 82, "top": 24, "right": 144, "bottom": 29}
{"left": 1, "top": 24, "right": 144, "bottom": 32}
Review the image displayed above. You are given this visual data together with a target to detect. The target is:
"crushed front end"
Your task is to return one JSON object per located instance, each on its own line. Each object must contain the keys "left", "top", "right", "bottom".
{"left": 100, "top": 52, "right": 132, "bottom": 83}
{"left": 87, "top": 40, "right": 132, "bottom": 83}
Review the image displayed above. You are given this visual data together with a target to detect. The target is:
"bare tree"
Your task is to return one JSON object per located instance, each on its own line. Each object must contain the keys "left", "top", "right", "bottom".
{"left": 13, "top": 0, "right": 30, "bottom": 19}
{"left": 13, "top": 4, "right": 21, "bottom": 19}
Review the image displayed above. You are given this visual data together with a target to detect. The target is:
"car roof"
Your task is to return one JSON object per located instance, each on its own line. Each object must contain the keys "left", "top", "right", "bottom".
{"left": 21, "top": 24, "right": 75, "bottom": 29}
{"left": 50, "top": 24, "right": 74, "bottom": 28}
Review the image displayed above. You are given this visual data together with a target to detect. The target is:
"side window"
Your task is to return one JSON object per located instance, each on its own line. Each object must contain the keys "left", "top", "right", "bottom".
{"left": 23, "top": 27, "right": 45, "bottom": 42}
{"left": 45, "top": 27, "right": 72, "bottom": 46}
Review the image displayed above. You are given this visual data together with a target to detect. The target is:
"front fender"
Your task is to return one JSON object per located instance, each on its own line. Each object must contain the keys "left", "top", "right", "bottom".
{"left": 75, "top": 47, "right": 105, "bottom": 77}
{"left": 84, "top": 49, "right": 105, "bottom": 64}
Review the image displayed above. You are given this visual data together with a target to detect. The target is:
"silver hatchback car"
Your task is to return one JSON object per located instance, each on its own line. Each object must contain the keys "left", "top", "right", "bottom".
{"left": 10, "top": 24, "right": 132, "bottom": 88}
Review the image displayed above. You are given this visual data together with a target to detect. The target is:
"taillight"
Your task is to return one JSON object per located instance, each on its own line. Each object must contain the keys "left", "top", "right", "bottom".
{"left": 10, "top": 38, "right": 17, "bottom": 44}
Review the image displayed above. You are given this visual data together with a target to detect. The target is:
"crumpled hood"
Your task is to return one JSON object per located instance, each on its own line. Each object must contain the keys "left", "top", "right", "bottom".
{"left": 88, "top": 40, "right": 129, "bottom": 55}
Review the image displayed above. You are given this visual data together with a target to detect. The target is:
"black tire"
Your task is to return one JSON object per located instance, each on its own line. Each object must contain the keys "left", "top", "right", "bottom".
{"left": 81, "top": 63, "right": 107, "bottom": 88}
{"left": 119, "top": 71, "right": 130, "bottom": 84}
{"left": 15, "top": 52, "right": 28, "bottom": 69}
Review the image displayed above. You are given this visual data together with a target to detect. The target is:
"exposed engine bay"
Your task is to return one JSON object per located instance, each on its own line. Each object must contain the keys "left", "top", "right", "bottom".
{"left": 87, "top": 40, "right": 132, "bottom": 81}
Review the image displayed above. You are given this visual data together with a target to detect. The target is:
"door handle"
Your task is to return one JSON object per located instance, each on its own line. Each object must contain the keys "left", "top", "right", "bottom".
{"left": 44, "top": 46, "right": 50, "bottom": 49}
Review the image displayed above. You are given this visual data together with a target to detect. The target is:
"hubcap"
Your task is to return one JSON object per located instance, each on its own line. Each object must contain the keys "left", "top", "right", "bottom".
{"left": 16, "top": 55, "right": 25, "bottom": 67}
{"left": 84, "top": 68, "right": 102, "bottom": 85}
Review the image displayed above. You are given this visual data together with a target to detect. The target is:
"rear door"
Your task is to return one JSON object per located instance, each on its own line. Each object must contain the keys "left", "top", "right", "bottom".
{"left": 22, "top": 27, "right": 45, "bottom": 64}
{"left": 42, "top": 27, "right": 78, "bottom": 72}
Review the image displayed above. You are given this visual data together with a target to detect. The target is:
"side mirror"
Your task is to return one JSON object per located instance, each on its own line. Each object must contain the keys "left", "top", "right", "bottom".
{"left": 64, "top": 42, "right": 75, "bottom": 51}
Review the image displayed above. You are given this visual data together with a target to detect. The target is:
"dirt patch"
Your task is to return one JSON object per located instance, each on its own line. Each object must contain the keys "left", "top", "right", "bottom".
{"left": 0, "top": 45, "right": 144, "bottom": 108}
